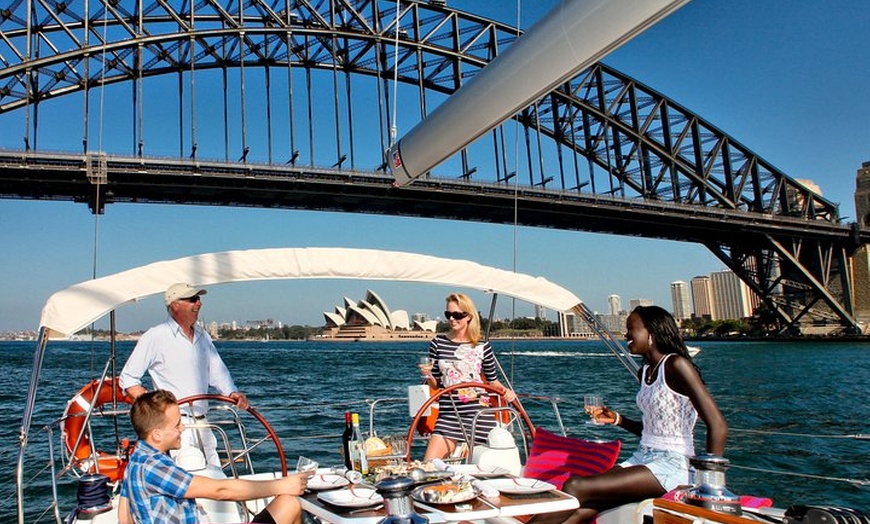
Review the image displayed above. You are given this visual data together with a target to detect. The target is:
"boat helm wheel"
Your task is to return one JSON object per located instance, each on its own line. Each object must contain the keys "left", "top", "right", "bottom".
{"left": 416, "top": 383, "right": 513, "bottom": 436}
{"left": 405, "top": 381, "right": 535, "bottom": 462}
{"left": 62, "top": 378, "right": 134, "bottom": 482}
{"left": 176, "top": 394, "right": 288, "bottom": 477}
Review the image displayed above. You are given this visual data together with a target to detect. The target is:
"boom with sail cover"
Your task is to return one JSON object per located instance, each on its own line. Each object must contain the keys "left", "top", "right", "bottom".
{"left": 388, "top": 0, "right": 691, "bottom": 186}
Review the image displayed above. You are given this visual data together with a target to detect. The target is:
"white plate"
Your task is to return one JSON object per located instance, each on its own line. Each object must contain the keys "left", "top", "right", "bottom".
{"left": 447, "top": 464, "right": 510, "bottom": 478}
{"left": 317, "top": 488, "right": 384, "bottom": 508}
{"left": 480, "top": 478, "right": 556, "bottom": 494}
{"left": 307, "top": 473, "right": 350, "bottom": 491}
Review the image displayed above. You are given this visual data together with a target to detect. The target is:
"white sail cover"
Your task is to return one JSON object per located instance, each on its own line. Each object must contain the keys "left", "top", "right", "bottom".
{"left": 39, "top": 247, "right": 583, "bottom": 337}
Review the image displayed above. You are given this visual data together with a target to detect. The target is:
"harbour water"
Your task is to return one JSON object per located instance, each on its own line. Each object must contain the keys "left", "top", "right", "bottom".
{"left": 2, "top": 339, "right": 867, "bottom": 522}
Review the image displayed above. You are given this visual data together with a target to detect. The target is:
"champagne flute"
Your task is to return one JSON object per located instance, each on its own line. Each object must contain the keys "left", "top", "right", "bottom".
{"left": 584, "top": 394, "right": 605, "bottom": 426}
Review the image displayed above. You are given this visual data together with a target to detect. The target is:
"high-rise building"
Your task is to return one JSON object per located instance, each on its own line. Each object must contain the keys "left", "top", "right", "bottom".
{"left": 535, "top": 304, "right": 546, "bottom": 319}
{"left": 560, "top": 312, "right": 596, "bottom": 338}
{"left": 690, "top": 276, "right": 714, "bottom": 319}
{"left": 710, "top": 269, "right": 754, "bottom": 320}
{"left": 607, "top": 294, "right": 621, "bottom": 315}
{"left": 670, "top": 281, "right": 692, "bottom": 322}
{"left": 853, "top": 161, "right": 870, "bottom": 331}
{"left": 597, "top": 312, "right": 628, "bottom": 334}
{"left": 629, "top": 298, "right": 653, "bottom": 312}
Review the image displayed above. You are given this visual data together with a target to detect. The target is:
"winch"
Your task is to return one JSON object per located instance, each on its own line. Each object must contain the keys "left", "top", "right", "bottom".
{"left": 684, "top": 454, "right": 742, "bottom": 515}
{"left": 375, "top": 475, "right": 429, "bottom": 524}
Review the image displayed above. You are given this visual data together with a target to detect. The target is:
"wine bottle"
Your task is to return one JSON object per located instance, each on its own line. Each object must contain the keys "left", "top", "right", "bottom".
{"left": 341, "top": 411, "right": 353, "bottom": 470}
{"left": 350, "top": 413, "right": 368, "bottom": 474}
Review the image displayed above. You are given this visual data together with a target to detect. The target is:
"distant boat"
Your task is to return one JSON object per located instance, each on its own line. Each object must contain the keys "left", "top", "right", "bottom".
{"left": 688, "top": 346, "right": 701, "bottom": 357}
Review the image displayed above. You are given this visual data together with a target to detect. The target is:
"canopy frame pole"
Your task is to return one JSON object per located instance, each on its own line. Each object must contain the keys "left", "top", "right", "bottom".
{"left": 573, "top": 303, "right": 640, "bottom": 378}
{"left": 17, "top": 326, "right": 50, "bottom": 524}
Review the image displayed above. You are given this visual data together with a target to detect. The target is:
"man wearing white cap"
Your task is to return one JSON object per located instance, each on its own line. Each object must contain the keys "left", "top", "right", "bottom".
{"left": 120, "top": 283, "right": 249, "bottom": 467}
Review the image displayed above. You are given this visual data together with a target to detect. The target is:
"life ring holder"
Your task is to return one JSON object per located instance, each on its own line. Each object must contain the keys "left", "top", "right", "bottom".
{"left": 61, "top": 378, "right": 134, "bottom": 482}
{"left": 405, "top": 381, "right": 535, "bottom": 462}
{"left": 176, "top": 394, "right": 288, "bottom": 477}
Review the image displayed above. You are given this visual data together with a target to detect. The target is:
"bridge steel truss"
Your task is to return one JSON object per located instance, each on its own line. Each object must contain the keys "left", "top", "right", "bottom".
{"left": 0, "top": 0, "right": 866, "bottom": 333}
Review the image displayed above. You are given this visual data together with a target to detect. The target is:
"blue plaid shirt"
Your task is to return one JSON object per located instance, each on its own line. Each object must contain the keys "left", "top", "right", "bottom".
{"left": 121, "top": 441, "right": 197, "bottom": 524}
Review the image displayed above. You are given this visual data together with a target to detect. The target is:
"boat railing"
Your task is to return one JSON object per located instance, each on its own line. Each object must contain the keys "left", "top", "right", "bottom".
{"left": 18, "top": 388, "right": 586, "bottom": 524}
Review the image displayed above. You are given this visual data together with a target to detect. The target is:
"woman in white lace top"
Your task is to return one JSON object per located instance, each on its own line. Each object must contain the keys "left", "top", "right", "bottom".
{"left": 533, "top": 305, "right": 727, "bottom": 524}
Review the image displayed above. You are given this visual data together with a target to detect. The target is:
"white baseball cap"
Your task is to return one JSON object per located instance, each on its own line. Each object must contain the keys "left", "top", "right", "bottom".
{"left": 164, "top": 283, "right": 207, "bottom": 306}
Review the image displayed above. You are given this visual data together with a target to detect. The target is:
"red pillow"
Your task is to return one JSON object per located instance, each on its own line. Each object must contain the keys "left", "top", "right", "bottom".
{"left": 523, "top": 427, "right": 621, "bottom": 489}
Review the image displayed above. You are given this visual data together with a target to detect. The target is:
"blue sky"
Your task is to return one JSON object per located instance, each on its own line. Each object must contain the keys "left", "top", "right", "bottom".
{"left": 1, "top": 0, "right": 867, "bottom": 332}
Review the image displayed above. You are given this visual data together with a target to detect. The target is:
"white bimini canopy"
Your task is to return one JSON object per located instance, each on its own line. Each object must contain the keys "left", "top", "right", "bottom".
{"left": 39, "top": 247, "right": 584, "bottom": 338}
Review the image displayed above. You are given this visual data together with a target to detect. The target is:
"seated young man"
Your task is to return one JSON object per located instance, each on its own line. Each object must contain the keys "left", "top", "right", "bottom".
{"left": 119, "top": 390, "right": 310, "bottom": 524}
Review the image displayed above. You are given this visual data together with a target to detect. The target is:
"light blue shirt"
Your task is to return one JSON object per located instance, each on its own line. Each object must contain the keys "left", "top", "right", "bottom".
{"left": 120, "top": 318, "right": 237, "bottom": 416}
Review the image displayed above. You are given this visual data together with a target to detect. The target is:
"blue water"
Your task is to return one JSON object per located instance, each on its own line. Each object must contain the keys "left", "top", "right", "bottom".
{"left": 3, "top": 339, "right": 868, "bottom": 522}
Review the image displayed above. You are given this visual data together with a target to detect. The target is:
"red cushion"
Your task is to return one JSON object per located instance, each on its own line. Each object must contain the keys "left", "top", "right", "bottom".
{"left": 523, "top": 427, "right": 621, "bottom": 489}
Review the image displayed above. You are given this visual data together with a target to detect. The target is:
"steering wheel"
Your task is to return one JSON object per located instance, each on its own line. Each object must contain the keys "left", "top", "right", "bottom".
{"left": 177, "top": 394, "right": 288, "bottom": 477}
{"left": 405, "top": 381, "right": 536, "bottom": 461}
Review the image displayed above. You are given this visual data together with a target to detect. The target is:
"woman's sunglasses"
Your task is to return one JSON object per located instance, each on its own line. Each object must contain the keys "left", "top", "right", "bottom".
{"left": 444, "top": 311, "right": 469, "bottom": 320}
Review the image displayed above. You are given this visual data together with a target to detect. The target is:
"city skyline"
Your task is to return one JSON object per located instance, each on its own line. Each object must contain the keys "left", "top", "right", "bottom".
{"left": 1, "top": 0, "right": 867, "bottom": 332}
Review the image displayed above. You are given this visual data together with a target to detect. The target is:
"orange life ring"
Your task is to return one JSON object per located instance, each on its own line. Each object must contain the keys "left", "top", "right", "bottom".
{"left": 62, "top": 378, "right": 133, "bottom": 482}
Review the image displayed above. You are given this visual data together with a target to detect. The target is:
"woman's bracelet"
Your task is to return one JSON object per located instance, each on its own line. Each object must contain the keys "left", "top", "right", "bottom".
{"left": 613, "top": 412, "right": 622, "bottom": 426}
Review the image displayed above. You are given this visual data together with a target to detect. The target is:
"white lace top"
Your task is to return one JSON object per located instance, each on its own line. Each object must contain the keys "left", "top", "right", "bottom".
{"left": 636, "top": 353, "right": 698, "bottom": 456}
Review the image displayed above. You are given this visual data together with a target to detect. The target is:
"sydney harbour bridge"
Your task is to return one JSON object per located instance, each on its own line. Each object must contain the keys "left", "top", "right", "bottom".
{"left": 0, "top": 0, "right": 867, "bottom": 334}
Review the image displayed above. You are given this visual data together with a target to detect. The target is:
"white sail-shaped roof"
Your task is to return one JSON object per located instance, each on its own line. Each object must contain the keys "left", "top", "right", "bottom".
{"left": 39, "top": 247, "right": 583, "bottom": 338}
{"left": 390, "top": 310, "right": 411, "bottom": 330}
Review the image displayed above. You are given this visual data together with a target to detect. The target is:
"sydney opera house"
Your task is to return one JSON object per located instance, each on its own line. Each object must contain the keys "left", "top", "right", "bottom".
{"left": 319, "top": 290, "right": 438, "bottom": 341}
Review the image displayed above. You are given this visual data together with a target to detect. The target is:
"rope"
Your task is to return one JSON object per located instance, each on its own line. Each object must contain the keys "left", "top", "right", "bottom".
{"left": 729, "top": 464, "right": 869, "bottom": 488}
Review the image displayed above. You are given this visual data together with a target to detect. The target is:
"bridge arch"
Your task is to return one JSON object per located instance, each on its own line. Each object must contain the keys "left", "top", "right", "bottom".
{"left": 0, "top": 0, "right": 865, "bottom": 333}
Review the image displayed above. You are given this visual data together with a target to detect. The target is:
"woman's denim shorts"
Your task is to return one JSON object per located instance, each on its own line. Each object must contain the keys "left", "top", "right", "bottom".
{"left": 619, "top": 446, "right": 690, "bottom": 491}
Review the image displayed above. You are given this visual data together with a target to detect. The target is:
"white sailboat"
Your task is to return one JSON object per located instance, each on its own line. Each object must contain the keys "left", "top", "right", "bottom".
{"left": 16, "top": 247, "right": 866, "bottom": 524}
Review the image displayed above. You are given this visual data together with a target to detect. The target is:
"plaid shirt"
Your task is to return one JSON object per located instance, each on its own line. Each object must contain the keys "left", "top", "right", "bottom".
{"left": 121, "top": 441, "right": 197, "bottom": 524}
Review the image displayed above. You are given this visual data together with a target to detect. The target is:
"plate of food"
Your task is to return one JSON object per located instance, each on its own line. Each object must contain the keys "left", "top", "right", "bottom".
{"left": 412, "top": 482, "right": 478, "bottom": 505}
{"left": 447, "top": 464, "right": 511, "bottom": 478}
{"left": 372, "top": 461, "right": 451, "bottom": 483}
{"left": 479, "top": 478, "right": 556, "bottom": 494}
{"left": 317, "top": 488, "right": 384, "bottom": 508}
{"left": 307, "top": 473, "right": 350, "bottom": 491}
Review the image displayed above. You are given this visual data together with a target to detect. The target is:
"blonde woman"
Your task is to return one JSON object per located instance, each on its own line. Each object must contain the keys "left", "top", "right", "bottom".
{"left": 419, "top": 293, "right": 516, "bottom": 460}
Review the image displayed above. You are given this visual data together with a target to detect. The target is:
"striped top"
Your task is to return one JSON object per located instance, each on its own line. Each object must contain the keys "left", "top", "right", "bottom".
{"left": 429, "top": 335, "right": 499, "bottom": 443}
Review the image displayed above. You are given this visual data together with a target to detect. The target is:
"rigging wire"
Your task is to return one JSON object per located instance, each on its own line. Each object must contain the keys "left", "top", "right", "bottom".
{"left": 86, "top": 0, "right": 114, "bottom": 378}
{"left": 729, "top": 464, "right": 869, "bottom": 488}
{"left": 505, "top": 0, "right": 523, "bottom": 390}
{"left": 388, "top": 0, "right": 402, "bottom": 146}
{"left": 729, "top": 428, "right": 869, "bottom": 440}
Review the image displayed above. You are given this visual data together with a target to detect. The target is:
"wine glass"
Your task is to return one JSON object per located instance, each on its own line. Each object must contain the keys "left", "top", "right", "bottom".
{"left": 296, "top": 455, "right": 319, "bottom": 474}
{"left": 418, "top": 356, "right": 434, "bottom": 375}
{"left": 584, "top": 394, "right": 605, "bottom": 426}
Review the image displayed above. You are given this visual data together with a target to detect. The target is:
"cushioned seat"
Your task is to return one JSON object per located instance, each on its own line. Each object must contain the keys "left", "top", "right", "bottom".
{"left": 523, "top": 427, "right": 622, "bottom": 489}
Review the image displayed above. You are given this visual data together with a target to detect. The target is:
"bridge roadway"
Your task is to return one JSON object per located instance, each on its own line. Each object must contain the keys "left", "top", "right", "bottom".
{"left": 2, "top": 150, "right": 866, "bottom": 249}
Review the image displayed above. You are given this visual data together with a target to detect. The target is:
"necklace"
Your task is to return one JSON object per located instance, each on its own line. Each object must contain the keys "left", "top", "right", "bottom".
{"left": 645, "top": 355, "right": 667, "bottom": 383}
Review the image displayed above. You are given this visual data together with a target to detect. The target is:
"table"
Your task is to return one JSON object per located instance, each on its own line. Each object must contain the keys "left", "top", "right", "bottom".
{"left": 652, "top": 498, "right": 782, "bottom": 524}
{"left": 300, "top": 481, "right": 579, "bottom": 524}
